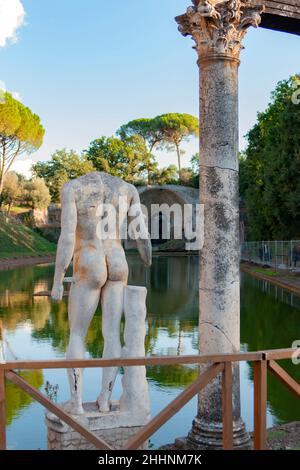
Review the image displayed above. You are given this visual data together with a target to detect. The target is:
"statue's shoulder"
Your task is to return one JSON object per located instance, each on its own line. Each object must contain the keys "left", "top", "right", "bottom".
{"left": 99, "top": 173, "right": 137, "bottom": 195}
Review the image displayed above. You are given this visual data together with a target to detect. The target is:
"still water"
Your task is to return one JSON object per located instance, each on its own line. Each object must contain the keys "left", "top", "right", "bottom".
{"left": 0, "top": 255, "right": 300, "bottom": 449}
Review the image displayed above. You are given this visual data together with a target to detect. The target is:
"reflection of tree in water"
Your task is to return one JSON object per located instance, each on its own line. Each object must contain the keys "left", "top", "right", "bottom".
{"left": 147, "top": 365, "right": 198, "bottom": 389}
{"left": 31, "top": 256, "right": 199, "bottom": 389}
{"left": 130, "top": 255, "right": 199, "bottom": 388}
{"left": 6, "top": 370, "right": 43, "bottom": 426}
{"left": 0, "top": 265, "right": 54, "bottom": 296}
{"left": 241, "top": 273, "right": 300, "bottom": 423}
{"left": 31, "top": 301, "right": 69, "bottom": 353}
{"left": 0, "top": 265, "right": 54, "bottom": 332}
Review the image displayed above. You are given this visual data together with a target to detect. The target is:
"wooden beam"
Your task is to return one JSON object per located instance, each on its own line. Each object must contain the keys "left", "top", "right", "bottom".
{"left": 0, "top": 369, "right": 6, "bottom": 450}
{"left": 268, "top": 360, "right": 300, "bottom": 398}
{"left": 0, "top": 321, "right": 4, "bottom": 363}
{"left": 0, "top": 351, "right": 271, "bottom": 371}
{"left": 5, "top": 371, "right": 113, "bottom": 451}
{"left": 264, "top": 348, "right": 299, "bottom": 361}
{"left": 253, "top": 360, "right": 267, "bottom": 450}
{"left": 122, "top": 363, "right": 224, "bottom": 450}
{"left": 1, "top": 349, "right": 298, "bottom": 371}
{"left": 252, "top": 0, "right": 300, "bottom": 35}
{"left": 261, "top": 12, "right": 300, "bottom": 34}
{"left": 222, "top": 362, "right": 234, "bottom": 450}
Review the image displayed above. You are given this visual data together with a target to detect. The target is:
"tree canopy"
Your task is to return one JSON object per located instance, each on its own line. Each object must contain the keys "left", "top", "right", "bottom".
{"left": 240, "top": 75, "right": 300, "bottom": 240}
{"left": 32, "top": 149, "right": 94, "bottom": 202}
{"left": 117, "top": 118, "right": 164, "bottom": 183}
{"left": 0, "top": 92, "right": 45, "bottom": 198}
{"left": 155, "top": 113, "right": 199, "bottom": 173}
{"left": 117, "top": 113, "right": 199, "bottom": 181}
{"left": 117, "top": 118, "right": 163, "bottom": 153}
{"left": 85, "top": 135, "right": 149, "bottom": 184}
{"left": 1, "top": 172, "right": 20, "bottom": 213}
{"left": 23, "top": 178, "right": 51, "bottom": 210}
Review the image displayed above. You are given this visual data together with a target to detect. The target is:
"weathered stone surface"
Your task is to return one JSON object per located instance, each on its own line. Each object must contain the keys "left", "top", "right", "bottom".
{"left": 46, "top": 402, "right": 148, "bottom": 450}
{"left": 51, "top": 172, "right": 152, "bottom": 415}
{"left": 49, "top": 172, "right": 151, "bottom": 451}
{"left": 120, "top": 287, "right": 150, "bottom": 418}
{"left": 176, "top": 1, "right": 263, "bottom": 61}
{"left": 175, "top": 1, "right": 262, "bottom": 449}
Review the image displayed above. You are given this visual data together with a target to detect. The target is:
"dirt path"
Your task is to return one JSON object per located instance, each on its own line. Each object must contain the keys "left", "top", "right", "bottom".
{"left": 0, "top": 255, "right": 56, "bottom": 271}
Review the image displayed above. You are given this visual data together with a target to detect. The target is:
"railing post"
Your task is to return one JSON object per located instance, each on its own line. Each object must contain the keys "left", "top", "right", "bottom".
{"left": 0, "top": 368, "right": 6, "bottom": 450}
{"left": 253, "top": 359, "right": 267, "bottom": 450}
{"left": 222, "top": 362, "right": 233, "bottom": 450}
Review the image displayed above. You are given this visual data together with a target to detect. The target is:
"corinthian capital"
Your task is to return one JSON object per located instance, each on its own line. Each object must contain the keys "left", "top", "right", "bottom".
{"left": 176, "top": 0, "right": 264, "bottom": 61}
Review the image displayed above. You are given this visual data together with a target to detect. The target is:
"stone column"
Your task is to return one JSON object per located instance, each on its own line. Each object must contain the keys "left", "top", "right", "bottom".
{"left": 175, "top": 0, "right": 264, "bottom": 449}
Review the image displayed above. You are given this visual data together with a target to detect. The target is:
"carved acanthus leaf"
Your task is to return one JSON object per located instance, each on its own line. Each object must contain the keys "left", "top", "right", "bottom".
{"left": 176, "top": 1, "right": 264, "bottom": 59}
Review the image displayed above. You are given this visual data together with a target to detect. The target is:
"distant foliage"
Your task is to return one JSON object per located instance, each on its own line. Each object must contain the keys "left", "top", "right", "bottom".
{"left": 117, "top": 118, "right": 164, "bottom": 183}
{"left": 22, "top": 178, "right": 51, "bottom": 210}
{"left": 117, "top": 113, "right": 199, "bottom": 183}
{"left": 1, "top": 172, "right": 20, "bottom": 213}
{"left": 33, "top": 149, "right": 94, "bottom": 202}
{"left": 0, "top": 92, "right": 44, "bottom": 199}
{"left": 240, "top": 75, "right": 300, "bottom": 240}
{"left": 155, "top": 113, "right": 199, "bottom": 174}
{"left": 85, "top": 135, "right": 150, "bottom": 184}
{"left": 148, "top": 164, "right": 178, "bottom": 186}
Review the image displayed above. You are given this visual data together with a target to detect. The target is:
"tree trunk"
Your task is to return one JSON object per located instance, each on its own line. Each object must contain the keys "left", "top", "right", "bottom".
{"left": 147, "top": 144, "right": 156, "bottom": 185}
{"left": 176, "top": 144, "right": 181, "bottom": 177}
{"left": 0, "top": 171, "right": 4, "bottom": 209}
{"left": 7, "top": 202, "right": 12, "bottom": 215}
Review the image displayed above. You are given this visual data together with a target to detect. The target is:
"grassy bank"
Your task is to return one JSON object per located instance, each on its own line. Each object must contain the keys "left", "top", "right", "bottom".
{"left": 0, "top": 212, "right": 56, "bottom": 258}
{"left": 241, "top": 262, "right": 300, "bottom": 296}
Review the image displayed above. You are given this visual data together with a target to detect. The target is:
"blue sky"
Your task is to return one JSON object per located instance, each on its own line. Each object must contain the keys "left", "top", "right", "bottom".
{"left": 0, "top": 0, "right": 299, "bottom": 174}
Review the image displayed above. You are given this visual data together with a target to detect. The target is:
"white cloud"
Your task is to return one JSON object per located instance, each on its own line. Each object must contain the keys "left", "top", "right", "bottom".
{"left": 0, "top": 0, "right": 26, "bottom": 47}
{"left": 0, "top": 80, "right": 22, "bottom": 102}
{"left": 11, "top": 91, "right": 22, "bottom": 102}
{"left": 11, "top": 158, "right": 34, "bottom": 178}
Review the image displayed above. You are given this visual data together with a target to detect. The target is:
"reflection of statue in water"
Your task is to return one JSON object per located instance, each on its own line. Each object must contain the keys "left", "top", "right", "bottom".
{"left": 51, "top": 172, "right": 152, "bottom": 415}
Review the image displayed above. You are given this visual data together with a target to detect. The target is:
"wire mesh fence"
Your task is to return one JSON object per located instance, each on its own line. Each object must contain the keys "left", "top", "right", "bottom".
{"left": 241, "top": 240, "right": 300, "bottom": 271}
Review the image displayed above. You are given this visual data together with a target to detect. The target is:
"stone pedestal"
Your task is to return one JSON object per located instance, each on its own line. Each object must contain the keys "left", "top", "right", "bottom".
{"left": 46, "top": 401, "right": 149, "bottom": 450}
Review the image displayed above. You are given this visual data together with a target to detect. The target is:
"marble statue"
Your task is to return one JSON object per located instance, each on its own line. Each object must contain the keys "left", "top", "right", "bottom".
{"left": 51, "top": 172, "right": 152, "bottom": 415}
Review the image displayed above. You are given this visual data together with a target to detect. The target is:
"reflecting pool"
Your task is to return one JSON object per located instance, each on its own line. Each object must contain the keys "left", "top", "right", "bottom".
{"left": 0, "top": 255, "right": 299, "bottom": 449}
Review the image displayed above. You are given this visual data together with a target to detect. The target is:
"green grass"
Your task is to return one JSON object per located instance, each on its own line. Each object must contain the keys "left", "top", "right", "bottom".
{"left": 251, "top": 267, "right": 279, "bottom": 277}
{"left": 0, "top": 213, "right": 56, "bottom": 258}
{"left": 9, "top": 205, "right": 31, "bottom": 215}
{"left": 267, "top": 430, "right": 288, "bottom": 440}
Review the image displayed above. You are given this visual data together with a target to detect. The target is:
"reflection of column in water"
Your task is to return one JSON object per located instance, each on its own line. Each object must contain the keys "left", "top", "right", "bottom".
{"left": 177, "top": 328, "right": 182, "bottom": 356}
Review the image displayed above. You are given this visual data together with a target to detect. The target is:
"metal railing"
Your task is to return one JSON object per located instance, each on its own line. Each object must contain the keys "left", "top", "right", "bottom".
{"left": 241, "top": 240, "right": 300, "bottom": 270}
{"left": 0, "top": 345, "right": 299, "bottom": 451}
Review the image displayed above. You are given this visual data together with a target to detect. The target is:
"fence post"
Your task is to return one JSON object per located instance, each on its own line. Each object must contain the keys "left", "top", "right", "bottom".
{"left": 253, "top": 359, "right": 267, "bottom": 450}
{"left": 0, "top": 321, "right": 5, "bottom": 363}
{"left": 222, "top": 362, "right": 233, "bottom": 450}
{"left": 0, "top": 368, "right": 6, "bottom": 450}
